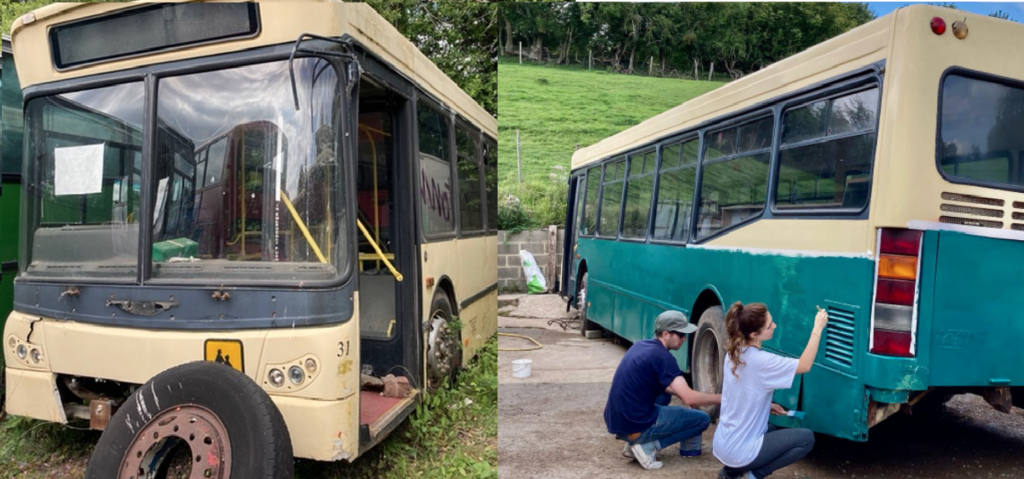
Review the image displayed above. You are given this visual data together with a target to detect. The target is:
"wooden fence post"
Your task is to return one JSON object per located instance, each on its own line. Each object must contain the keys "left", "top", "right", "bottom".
{"left": 516, "top": 129, "right": 522, "bottom": 183}
{"left": 546, "top": 225, "right": 558, "bottom": 293}
{"left": 519, "top": 41, "right": 522, "bottom": 64}
{"left": 589, "top": 50, "right": 592, "bottom": 70}
{"left": 709, "top": 63, "right": 714, "bottom": 82}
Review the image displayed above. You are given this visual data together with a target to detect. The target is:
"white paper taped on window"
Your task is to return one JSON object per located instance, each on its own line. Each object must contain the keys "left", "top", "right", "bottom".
{"left": 55, "top": 143, "right": 105, "bottom": 196}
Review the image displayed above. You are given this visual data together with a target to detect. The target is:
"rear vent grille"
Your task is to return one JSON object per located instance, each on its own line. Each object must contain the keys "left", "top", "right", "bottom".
{"left": 1013, "top": 212, "right": 1024, "bottom": 221}
{"left": 939, "top": 204, "right": 1003, "bottom": 218}
{"left": 824, "top": 306, "right": 857, "bottom": 371}
{"left": 1014, "top": 224, "right": 1024, "bottom": 231}
{"left": 940, "top": 216, "right": 1003, "bottom": 229}
{"left": 942, "top": 192, "right": 1004, "bottom": 207}
{"left": 1014, "top": 202, "right": 1024, "bottom": 210}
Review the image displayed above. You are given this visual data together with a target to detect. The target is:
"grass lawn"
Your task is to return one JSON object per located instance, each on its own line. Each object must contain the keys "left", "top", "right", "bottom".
{"left": 497, "top": 58, "right": 727, "bottom": 186}
{"left": 0, "top": 339, "right": 497, "bottom": 479}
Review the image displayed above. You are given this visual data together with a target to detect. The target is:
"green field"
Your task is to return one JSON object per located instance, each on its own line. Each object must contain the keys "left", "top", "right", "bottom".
{"left": 497, "top": 58, "right": 727, "bottom": 226}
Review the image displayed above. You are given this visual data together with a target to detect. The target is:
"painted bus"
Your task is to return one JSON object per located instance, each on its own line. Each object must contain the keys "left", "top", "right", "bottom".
{"left": 4, "top": 1, "right": 497, "bottom": 476}
{"left": 561, "top": 5, "right": 1024, "bottom": 442}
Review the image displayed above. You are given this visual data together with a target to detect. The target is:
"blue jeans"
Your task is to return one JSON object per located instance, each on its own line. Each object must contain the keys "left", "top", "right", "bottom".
{"left": 622, "top": 394, "right": 711, "bottom": 451}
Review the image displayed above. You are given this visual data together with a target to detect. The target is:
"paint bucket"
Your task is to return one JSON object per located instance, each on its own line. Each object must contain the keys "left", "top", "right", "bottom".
{"left": 511, "top": 359, "right": 532, "bottom": 378}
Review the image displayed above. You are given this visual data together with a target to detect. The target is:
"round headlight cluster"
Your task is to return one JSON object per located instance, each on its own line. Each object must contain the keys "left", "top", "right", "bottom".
{"left": 304, "top": 358, "right": 318, "bottom": 373}
{"left": 268, "top": 368, "right": 285, "bottom": 387}
{"left": 30, "top": 348, "right": 42, "bottom": 364}
{"left": 16, "top": 344, "right": 27, "bottom": 360}
{"left": 288, "top": 366, "right": 305, "bottom": 385}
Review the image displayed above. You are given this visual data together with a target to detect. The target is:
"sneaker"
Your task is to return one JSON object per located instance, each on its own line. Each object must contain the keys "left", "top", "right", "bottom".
{"left": 622, "top": 442, "right": 634, "bottom": 459}
{"left": 629, "top": 442, "right": 663, "bottom": 470}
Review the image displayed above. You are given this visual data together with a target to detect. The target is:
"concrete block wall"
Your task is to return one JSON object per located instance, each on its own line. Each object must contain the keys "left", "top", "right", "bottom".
{"left": 498, "top": 227, "right": 565, "bottom": 293}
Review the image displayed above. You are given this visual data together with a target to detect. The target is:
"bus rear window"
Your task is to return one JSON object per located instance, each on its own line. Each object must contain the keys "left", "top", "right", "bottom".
{"left": 939, "top": 74, "right": 1024, "bottom": 190}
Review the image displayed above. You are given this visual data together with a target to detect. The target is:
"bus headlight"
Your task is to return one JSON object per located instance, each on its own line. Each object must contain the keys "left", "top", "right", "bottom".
{"left": 30, "top": 348, "right": 42, "bottom": 364}
{"left": 288, "top": 366, "right": 305, "bottom": 385}
{"left": 16, "top": 344, "right": 27, "bottom": 360}
{"left": 304, "top": 358, "right": 317, "bottom": 373}
{"left": 268, "top": 368, "right": 285, "bottom": 387}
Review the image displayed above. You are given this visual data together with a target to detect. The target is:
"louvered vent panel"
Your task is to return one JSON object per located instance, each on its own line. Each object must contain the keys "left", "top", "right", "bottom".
{"left": 942, "top": 192, "right": 1004, "bottom": 207}
{"left": 1014, "top": 201, "right": 1024, "bottom": 210}
{"left": 824, "top": 304, "right": 857, "bottom": 374}
{"left": 939, "top": 204, "right": 1003, "bottom": 218}
{"left": 1013, "top": 212, "right": 1024, "bottom": 221}
{"left": 939, "top": 216, "right": 1003, "bottom": 229}
{"left": 1013, "top": 224, "right": 1024, "bottom": 231}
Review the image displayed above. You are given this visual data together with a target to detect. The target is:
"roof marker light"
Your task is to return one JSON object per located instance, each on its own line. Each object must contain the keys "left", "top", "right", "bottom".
{"left": 931, "top": 17, "right": 947, "bottom": 35}
{"left": 952, "top": 20, "right": 968, "bottom": 40}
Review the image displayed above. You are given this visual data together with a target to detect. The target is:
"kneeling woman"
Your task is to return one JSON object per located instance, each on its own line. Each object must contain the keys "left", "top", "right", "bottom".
{"left": 712, "top": 302, "right": 828, "bottom": 479}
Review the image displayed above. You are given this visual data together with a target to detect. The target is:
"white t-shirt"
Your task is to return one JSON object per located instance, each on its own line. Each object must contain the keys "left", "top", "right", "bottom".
{"left": 712, "top": 346, "right": 799, "bottom": 467}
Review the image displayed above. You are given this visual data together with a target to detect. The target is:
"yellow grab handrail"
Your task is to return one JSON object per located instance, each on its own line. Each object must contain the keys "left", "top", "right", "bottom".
{"left": 279, "top": 190, "right": 328, "bottom": 264}
{"left": 357, "top": 219, "right": 403, "bottom": 282}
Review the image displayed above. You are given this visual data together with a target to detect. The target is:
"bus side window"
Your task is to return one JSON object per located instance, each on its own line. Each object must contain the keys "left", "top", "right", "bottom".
{"left": 581, "top": 165, "right": 602, "bottom": 236}
{"left": 455, "top": 122, "right": 483, "bottom": 233}
{"left": 622, "top": 150, "right": 656, "bottom": 239}
{"left": 598, "top": 157, "right": 626, "bottom": 238}
{"left": 776, "top": 87, "right": 878, "bottom": 211}
{"left": 653, "top": 139, "right": 698, "bottom": 242}
{"left": 417, "top": 101, "right": 454, "bottom": 236}
{"left": 696, "top": 117, "right": 773, "bottom": 240}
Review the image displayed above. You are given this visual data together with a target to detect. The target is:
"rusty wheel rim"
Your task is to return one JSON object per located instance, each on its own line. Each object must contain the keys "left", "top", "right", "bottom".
{"left": 118, "top": 404, "right": 232, "bottom": 479}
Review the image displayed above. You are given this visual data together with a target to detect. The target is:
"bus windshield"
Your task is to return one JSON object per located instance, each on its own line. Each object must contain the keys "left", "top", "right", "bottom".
{"left": 23, "top": 57, "right": 345, "bottom": 282}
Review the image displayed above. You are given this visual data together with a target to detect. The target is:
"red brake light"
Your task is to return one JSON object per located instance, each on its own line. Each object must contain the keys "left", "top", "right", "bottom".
{"left": 931, "top": 17, "right": 947, "bottom": 35}
{"left": 880, "top": 229, "right": 922, "bottom": 256}
{"left": 871, "top": 330, "right": 913, "bottom": 357}
{"left": 876, "top": 278, "right": 915, "bottom": 306}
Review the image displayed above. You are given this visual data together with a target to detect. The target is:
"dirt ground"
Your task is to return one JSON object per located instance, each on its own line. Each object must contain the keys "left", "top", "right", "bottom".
{"left": 497, "top": 295, "right": 1024, "bottom": 479}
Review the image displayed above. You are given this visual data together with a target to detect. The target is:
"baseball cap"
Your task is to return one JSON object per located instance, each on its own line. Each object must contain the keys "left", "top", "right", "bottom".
{"left": 655, "top": 310, "right": 697, "bottom": 335}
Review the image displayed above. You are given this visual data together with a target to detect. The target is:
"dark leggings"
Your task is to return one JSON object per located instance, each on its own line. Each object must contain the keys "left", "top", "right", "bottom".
{"left": 724, "top": 425, "right": 815, "bottom": 479}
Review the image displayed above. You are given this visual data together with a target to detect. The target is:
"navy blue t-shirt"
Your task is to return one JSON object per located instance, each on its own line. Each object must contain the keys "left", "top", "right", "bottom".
{"left": 604, "top": 339, "right": 682, "bottom": 435}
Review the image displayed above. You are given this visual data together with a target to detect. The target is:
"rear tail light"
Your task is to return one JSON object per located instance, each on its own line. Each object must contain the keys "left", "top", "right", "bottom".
{"left": 871, "top": 228, "right": 922, "bottom": 357}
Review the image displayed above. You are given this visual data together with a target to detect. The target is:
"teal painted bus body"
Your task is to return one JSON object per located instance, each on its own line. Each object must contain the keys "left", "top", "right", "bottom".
{"left": 576, "top": 227, "right": 1024, "bottom": 441}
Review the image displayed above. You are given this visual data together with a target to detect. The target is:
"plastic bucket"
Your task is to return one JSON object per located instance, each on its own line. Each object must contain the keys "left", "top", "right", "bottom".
{"left": 511, "top": 359, "right": 533, "bottom": 378}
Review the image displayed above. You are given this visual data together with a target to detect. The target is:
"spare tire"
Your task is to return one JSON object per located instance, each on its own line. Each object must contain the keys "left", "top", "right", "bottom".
{"left": 86, "top": 361, "right": 293, "bottom": 479}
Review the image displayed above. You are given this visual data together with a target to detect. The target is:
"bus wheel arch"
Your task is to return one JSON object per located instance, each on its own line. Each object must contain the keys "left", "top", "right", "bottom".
{"left": 426, "top": 284, "right": 461, "bottom": 391}
{"left": 85, "top": 361, "right": 293, "bottom": 479}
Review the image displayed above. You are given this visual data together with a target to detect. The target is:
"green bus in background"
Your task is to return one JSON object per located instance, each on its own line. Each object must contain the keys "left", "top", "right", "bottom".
{"left": 1, "top": 34, "right": 23, "bottom": 370}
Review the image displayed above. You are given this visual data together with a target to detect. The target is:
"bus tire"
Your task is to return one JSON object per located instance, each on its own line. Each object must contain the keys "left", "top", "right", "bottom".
{"left": 693, "top": 306, "right": 727, "bottom": 421}
{"left": 578, "top": 272, "right": 597, "bottom": 337}
{"left": 427, "top": 291, "right": 461, "bottom": 391}
{"left": 85, "top": 361, "right": 293, "bottom": 479}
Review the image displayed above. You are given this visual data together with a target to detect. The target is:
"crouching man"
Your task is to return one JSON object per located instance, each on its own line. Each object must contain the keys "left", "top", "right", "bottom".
{"left": 603, "top": 311, "right": 722, "bottom": 470}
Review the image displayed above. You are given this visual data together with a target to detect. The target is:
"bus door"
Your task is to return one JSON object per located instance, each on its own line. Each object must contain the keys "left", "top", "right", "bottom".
{"left": 561, "top": 173, "right": 585, "bottom": 305}
{"left": 355, "top": 73, "right": 420, "bottom": 445}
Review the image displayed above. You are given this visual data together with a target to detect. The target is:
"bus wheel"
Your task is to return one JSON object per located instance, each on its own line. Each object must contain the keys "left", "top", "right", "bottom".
{"left": 85, "top": 361, "right": 293, "bottom": 479}
{"left": 693, "top": 306, "right": 726, "bottom": 421}
{"left": 427, "top": 292, "right": 461, "bottom": 391}
{"left": 578, "top": 272, "right": 596, "bottom": 337}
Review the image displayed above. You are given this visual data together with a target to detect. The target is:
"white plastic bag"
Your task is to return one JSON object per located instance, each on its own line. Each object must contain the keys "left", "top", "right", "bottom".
{"left": 519, "top": 250, "right": 547, "bottom": 294}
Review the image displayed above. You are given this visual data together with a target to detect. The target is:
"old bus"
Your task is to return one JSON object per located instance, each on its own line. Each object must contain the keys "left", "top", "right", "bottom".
{"left": 4, "top": 1, "right": 497, "bottom": 476}
{"left": 562, "top": 5, "right": 1024, "bottom": 441}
